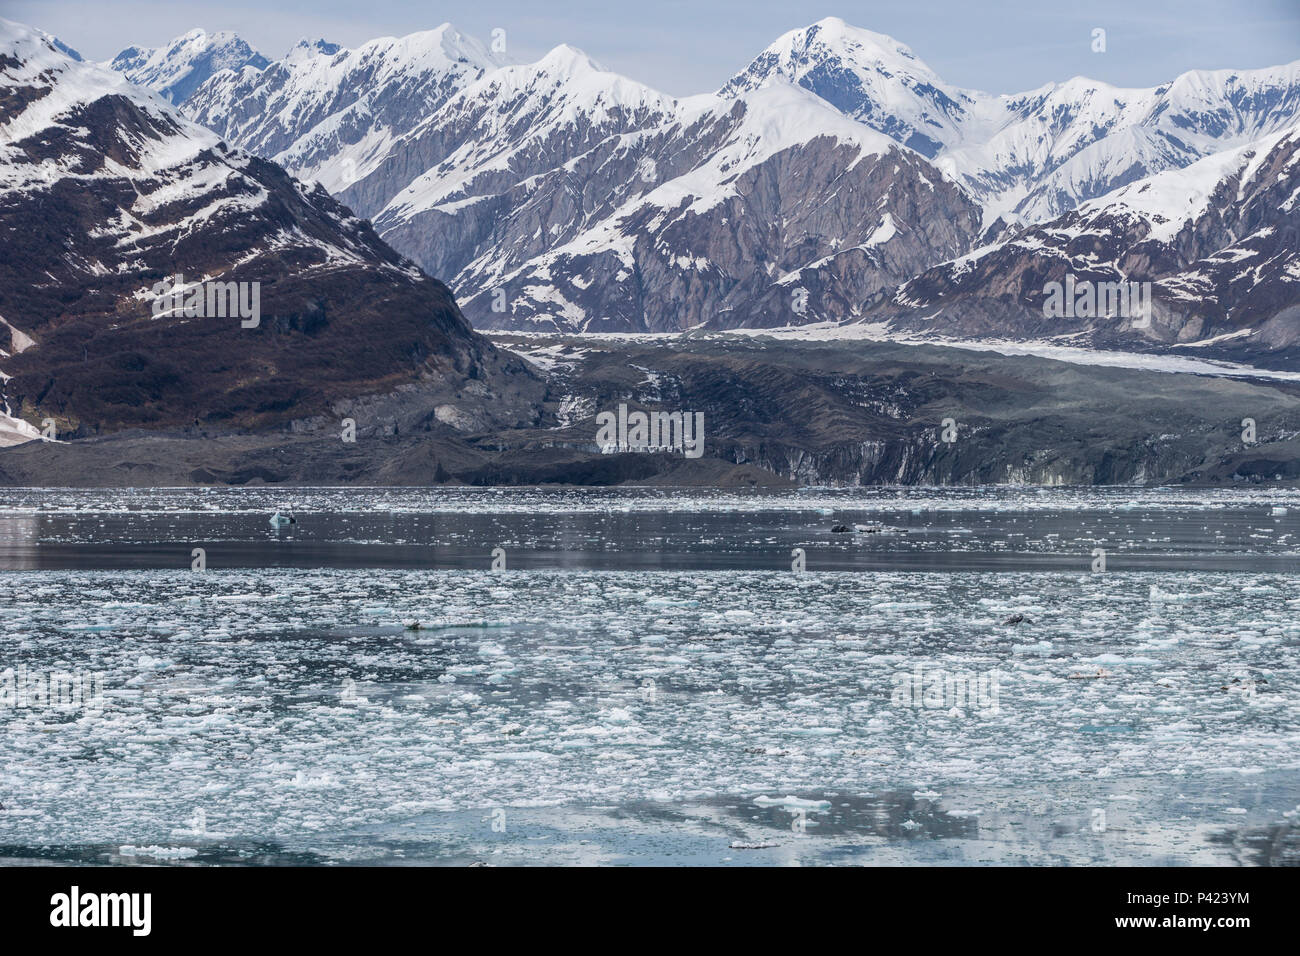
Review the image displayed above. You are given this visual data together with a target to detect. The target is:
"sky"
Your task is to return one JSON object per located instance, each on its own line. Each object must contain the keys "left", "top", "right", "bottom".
{"left": 8, "top": 0, "right": 1300, "bottom": 96}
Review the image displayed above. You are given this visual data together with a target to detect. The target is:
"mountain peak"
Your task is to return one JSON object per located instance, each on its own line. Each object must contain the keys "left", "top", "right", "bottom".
{"left": 770, "top": 17, "right": 927, "bottom": 70}
{"left": 721, "top": 17, "right": 973, "bottom": 157}
{"left": 350, "top": 24, "right": 505, "bottom": 75}
{"left": 287, "top": 37, "right": 342, "bottom": 60}
{"left": 0, "top": 19, "right": 82, "bottom": 63}
{"left": 106, "top": 27, "right": 268, "bottom": 104}
{"left": 536, "top": 43, "right": 604, "bottom": 75}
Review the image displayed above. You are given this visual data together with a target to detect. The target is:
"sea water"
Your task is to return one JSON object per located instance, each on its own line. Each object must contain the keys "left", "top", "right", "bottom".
{"left": 0, "top": 487, "right": 1296, "bottom": 865}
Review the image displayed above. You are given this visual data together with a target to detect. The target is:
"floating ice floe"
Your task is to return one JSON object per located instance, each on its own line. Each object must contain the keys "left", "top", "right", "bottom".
{"left": 118, "top": 845, "right": 198, "bottom": 859}
{"left": 753, "top": 795, "right": 831, "bottom": 809}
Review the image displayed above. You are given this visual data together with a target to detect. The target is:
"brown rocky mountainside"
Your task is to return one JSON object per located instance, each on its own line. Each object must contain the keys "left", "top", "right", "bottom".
{"left": 0, "top": 22, "right": 541, "bottom": 440}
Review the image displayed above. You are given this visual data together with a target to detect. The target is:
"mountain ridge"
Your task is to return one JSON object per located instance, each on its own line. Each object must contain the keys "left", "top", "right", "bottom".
{"left": 57, "top": 18, "right": 1300, "bottom": 363}
{"left": 0, "top": 19, "right": 542, "bottom": 445}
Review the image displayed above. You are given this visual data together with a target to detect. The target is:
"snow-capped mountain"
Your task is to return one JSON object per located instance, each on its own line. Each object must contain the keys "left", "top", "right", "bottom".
{"left": 341, "top": 43, "right": 678, "bottom": 226}
{"left": 107, "top": 28, "right": 269, "bottom": 104}
{"left": 938, "top": 62, "right": 1300, "bottom": 226}
{"left": 0, "top": 19, "right": 533, "bottom": 439}
{"left": 879, "top": 122, "right": 1300, "bottom": 368}
{"left": 719, "top": 17, "right": 1003, "bottom": 158}
{"left": 277, "top": 18, "right": 986, "bottom": 332}
{"left": 322, "top": 40, "right": 982, "bottom": 332}
{"left": 183, "top": 25, "right": 508, "bottom": 193}
{"left": 722, "top": 19, "right": 1300, "bottom": 227}
{"left": 107, "top": 16, "right": 1300, "bottom": 349}
{"left": 390, "top": 77, "right": 980, "bottom": 332}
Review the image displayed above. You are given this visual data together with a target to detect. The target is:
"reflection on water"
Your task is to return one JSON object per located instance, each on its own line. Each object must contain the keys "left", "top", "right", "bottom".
{"left": 7, "top": 782, "right": 1295, "bottom": 866}
{"left": 2, "top": 492, "right": 1300, "bottom": 572}
{"left": 0, "top": 515, "right": 37, "bottom": 570}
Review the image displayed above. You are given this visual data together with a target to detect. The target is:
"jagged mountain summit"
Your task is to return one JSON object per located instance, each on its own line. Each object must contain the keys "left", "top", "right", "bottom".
{"left": 938, "top": 62, "right": 1300, "bottom": 227}
{"left": 882, "top": 122, "right": 1300, "bottom": 369}
{"left": 107, "top": 28, "right": 269, "bottom": 104}
{"left": 183, "top": 24, "right": 509, "bottom": 193}
{"left": 721, "top": 19, "right": 1300, "bottom": 227}
{"left": 101, "top": 17, "right": 1300, "bottom": 358}
{"left": 0, "top": 19, "right": 539, "bottom": 444}
{"left": 328, "top": 35, "right": 984, "bottom": 333}
{"left": 718, "top": 17, "right": 1004, "bottom": 159}
{"left": 365, "top": 73, "right": 982, "bottom": 333}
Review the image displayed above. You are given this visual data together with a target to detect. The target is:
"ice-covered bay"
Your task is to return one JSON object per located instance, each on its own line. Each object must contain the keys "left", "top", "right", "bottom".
{"left": 1, "top": 487, "right": 1297, "bottom": 864}
{"left": 1, "top": 564, "right": 1297, "bottom": 863}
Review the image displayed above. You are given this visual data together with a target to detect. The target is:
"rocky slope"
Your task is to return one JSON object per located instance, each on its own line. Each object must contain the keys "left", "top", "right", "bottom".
{"left": 4, "top": 332, "right": 1299, "bottom": 488}
{"left": 490, "top": 333, "right": 1300, "bottom": 487}
{"left": 0, "top": 20, "right": 541, "bottom": 442}
{"left": 878, "top": 123, "right": 1300, "bottom": 369}
{"left": 352, "top": 65, "right": 983, "bottom": 333}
